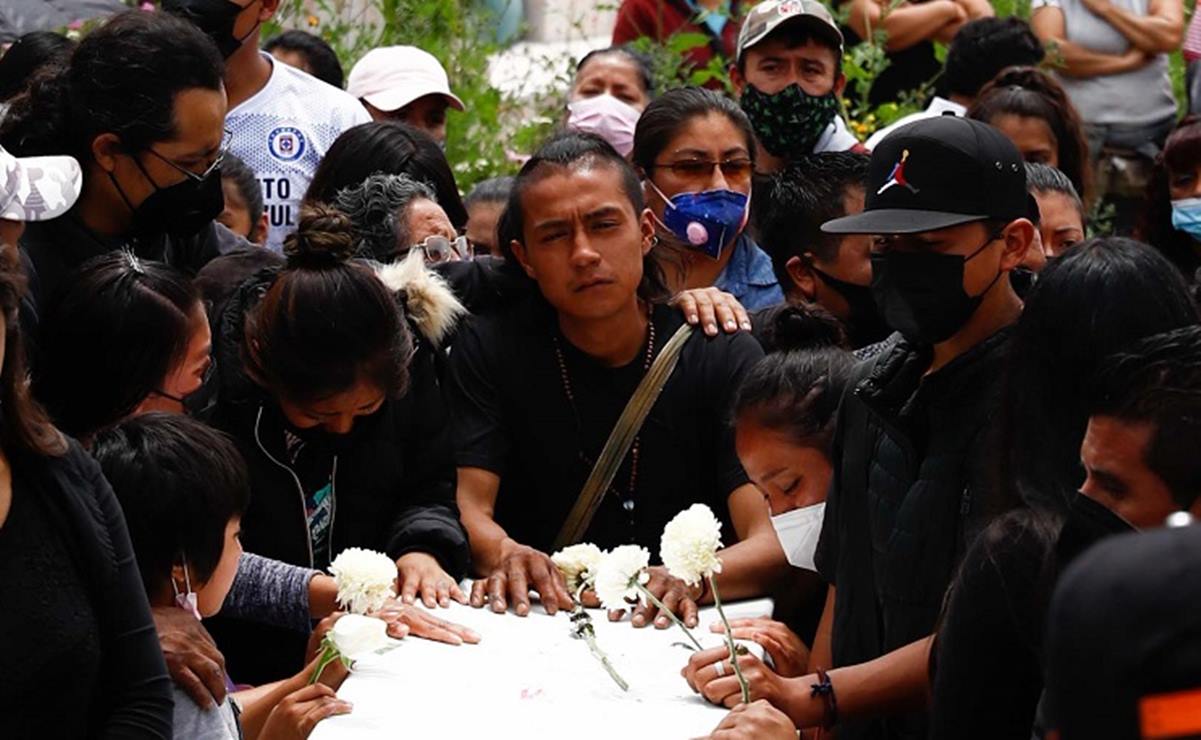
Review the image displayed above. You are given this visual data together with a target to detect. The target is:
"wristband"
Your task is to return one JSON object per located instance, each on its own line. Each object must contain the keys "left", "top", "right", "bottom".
{"left": 810, "top": 667, "right": 838, "bottom": 729}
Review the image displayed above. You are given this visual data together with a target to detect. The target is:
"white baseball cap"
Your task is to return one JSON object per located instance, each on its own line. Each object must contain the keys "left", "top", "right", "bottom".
{"left": 0, "top": 146, "right": 82, "bottom": 223}
{"left": 347, "top": 46, "right": 466, "bottom": 114}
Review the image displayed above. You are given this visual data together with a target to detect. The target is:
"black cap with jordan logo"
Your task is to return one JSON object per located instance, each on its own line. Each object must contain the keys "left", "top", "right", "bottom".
{"left": 822, "top": 115, "right": 1028, "bottom": 235}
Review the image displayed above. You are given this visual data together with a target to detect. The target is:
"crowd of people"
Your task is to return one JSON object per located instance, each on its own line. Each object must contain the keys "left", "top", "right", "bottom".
{"left": 1, "top": 0, "right": 1201, "bottom": 737}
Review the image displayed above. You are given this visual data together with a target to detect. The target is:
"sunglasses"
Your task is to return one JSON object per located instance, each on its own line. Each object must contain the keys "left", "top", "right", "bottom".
{"left": 412, "top": 235, "right": 473, "bottom": 264}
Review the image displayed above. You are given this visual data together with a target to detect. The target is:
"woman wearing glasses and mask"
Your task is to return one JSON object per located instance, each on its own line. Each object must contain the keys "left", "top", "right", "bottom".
{"left": 633, "top": 87, "right": 785, "bottom": 311}
{"left": 0, "top": 12, "right": 250, "bottom": 339}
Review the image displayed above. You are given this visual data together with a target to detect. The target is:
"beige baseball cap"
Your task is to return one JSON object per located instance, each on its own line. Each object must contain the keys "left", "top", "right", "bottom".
{"left": 347, "top": 46, "right": 466, "bottom": 113}
{"left": 0, "top": 146, "right": 82, "bottom": 223}
{"left": 737, "top": 0, "right": 844, "bottom": 62}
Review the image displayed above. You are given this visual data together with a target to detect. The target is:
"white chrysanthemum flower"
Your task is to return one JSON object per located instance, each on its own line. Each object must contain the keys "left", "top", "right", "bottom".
{"left": 328, "top": 547, "right": 397, "bottom": 615}
{"left": 593, "top": 545, "right": 651, "bottom": 611}
{"left": 551, "top": 543, "right": 604, "bottom": 593}
{"left": 660, "top": 504, "right": 724, "bottom": 586}
{"left": 329, "top": 614, "right": 394, "bottom": 660}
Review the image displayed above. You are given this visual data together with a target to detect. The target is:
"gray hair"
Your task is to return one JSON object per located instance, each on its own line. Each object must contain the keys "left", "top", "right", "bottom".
{"left": 333, "top": 172, "right": 437, "bottom": 262}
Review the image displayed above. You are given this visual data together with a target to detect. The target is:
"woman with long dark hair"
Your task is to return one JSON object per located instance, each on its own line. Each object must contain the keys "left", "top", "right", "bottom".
{"left": 0, "top": 221, "right": 172, "bottom": 733}
{"left": 970, "top": 66, "right": 1091, "bottom": 203}
{"left": 632, "top": 86, "right": 784, "bottom": 310}
{"left": 1136, "top": 115, "right": 1201, "bottom": 283}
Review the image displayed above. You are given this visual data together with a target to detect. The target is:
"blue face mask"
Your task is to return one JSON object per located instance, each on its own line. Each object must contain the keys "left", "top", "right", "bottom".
{"left": 1171, "top": 197, "right": 1201, "bottom": 240}
{"left": 649, "top": 182, "right": 749, "bottom": 260}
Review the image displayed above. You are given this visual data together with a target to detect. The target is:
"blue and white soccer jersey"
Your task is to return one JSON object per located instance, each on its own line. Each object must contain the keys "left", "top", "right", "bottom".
{"left": 227, "top": 54, "right": 371, "bottom": 251}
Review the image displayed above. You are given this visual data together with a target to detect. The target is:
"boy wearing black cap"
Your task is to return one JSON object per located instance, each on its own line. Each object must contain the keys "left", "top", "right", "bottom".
{"left": 683, "top": 116, "right": 1036, "bottom": 737}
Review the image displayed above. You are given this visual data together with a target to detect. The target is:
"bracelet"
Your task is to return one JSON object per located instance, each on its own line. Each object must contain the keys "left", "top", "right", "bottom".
{"left": 810, "top": 667, "right": 838, "bottom": 729}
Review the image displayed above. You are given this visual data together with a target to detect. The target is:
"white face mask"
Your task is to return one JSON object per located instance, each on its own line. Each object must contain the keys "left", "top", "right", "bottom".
{"left": 770, "top": 502, "right": 826, "bottom": 571}
{"left": 566, "top": 93, "right": 641, "bottom": 157}
{"left": 171, "top": 553, "right": 202, "bottom": 620}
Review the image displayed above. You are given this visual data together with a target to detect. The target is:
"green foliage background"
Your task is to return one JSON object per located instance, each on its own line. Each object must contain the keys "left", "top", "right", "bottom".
{"left": 267, "top": 0, "right": 1194, "bottom": 191}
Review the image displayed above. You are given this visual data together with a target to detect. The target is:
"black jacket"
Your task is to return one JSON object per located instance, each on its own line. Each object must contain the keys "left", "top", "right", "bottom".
{"left": 0, "top": 440, "right": 173, "bottom": 738}
{"left": 203, "top": 258, "right": 470, "bottom": 682}
{"left": 18, "top": 213, "right": 244, "bottom": 340}
{"left": 815, "top": 328, "right": 1013, "bottom": 740}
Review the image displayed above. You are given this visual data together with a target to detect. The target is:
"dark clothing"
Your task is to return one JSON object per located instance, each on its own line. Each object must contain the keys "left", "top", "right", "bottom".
{"left": 841, "top": 21, "right": 941, "bottom": 107}
{"left": 814, "top": 329, "right": 1013, "bottom": 740}
{"left": 448, "top": 298, "right": 762, "bottom": 553}
{"left": 0, "top": 441, "right": 173, "bottom": 739}
{"left": 612, "top": 0, "right": 742, "bottom": 77}
{"left": 18, "top": 212, "right": 244, "bottom": 339}
{"left": 205, "top": 264, "right": 469, "bottom": 682}
{"left": 928, "top": 496, "right": 1135, "bottom": 739}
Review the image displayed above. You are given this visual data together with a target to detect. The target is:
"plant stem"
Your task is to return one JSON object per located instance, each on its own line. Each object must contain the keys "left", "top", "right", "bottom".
{"left": 634, "top": 581, "right": 704, "bottom": 651}
{"left": 709, "top": 574, "right": 750, "bottom": 704}
{"left": 307, "top": 643, "right": 339, "bottom": 685}
{"left": 581, "top": 624, "right": 630, "bottom": 692}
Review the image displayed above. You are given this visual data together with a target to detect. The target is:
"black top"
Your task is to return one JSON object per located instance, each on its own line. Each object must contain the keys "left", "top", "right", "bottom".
{"left": 0, "top": 442, "right": 172, "bottom": 739}
{"left": 814, "top": 329, "right": 1013, "bottom": 740}
{"left": 448, "top": 298, "right": 763, "bottom": 553}
{"left": 18, "top": 213, "right": 245, "bottom": 343}
{"left": 206, "top": 262, "right": 469, "bottom": 684}
{"left": 928, "top": 494, "right": 1136, "bottom": 740}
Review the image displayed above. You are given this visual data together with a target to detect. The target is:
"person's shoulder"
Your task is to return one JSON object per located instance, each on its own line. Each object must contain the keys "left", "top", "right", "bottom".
{"left": 171, "top": 687, "right": 240, "bottom": 740}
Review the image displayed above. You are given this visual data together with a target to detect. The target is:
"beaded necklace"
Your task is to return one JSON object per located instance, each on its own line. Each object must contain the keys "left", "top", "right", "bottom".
{"left": 551, "top": 310, "right": 656, "bottom": 524}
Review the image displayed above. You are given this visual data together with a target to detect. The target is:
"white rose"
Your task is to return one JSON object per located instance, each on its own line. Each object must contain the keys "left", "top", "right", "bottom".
{"left": 329, "top": 614, "right": 394, "bottom": 660}
{"left": 660, "top": 504, "right": 724, "bottom": 586}
{"left": 593, "top": 545, "right": 651, "bottom": 611}
{"left": 551, "top": 543, "right": 604, "bottom": 593}
{"left": 328, "top": 547, "right": 397, "bottom": 615}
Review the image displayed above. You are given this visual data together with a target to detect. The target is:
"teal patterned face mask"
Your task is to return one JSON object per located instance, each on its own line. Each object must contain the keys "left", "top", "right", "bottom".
{"left": 740, "top": 83, "right": 841, "bottom": 159}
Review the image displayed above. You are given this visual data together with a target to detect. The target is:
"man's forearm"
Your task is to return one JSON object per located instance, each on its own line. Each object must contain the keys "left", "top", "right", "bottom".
{"left": 461, "top": 507, "right": 517, "bottom": 574}
{"left": 1050, "top": 39, "right": 1145, "bottom": 77}
{"left": 1093, "top": 3, "right": 1182, "bottom": 53}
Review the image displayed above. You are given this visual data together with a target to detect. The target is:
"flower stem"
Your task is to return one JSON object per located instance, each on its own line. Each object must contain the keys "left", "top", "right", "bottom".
{"left": 709, "top": 573, "right": 750, "bottom": 704}
{"left": 581, "top": 623, "right": 630, "bottom": 692}
{"left": 307, "top": 643, "right": 340, "bottom": 686}
{"left": 634, "top": 581, "right": 704, "bottom": 651}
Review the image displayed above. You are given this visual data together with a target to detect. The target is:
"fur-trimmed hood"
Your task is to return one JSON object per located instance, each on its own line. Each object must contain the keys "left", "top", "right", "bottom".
{"left": 373, "top": 251, "right": 467, "bottom": 349}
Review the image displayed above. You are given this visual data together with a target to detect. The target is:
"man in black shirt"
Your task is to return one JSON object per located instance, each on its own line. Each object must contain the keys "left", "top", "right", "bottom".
{"left": 684, "top": 116, "right": 1037, "bottom": 737}
{"left": 449, "top": 132, "right": 784, "bottom": 626}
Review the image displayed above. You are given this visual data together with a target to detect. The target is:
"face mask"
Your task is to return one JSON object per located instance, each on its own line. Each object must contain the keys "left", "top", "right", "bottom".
{"left": 870, "top": 233, "right": 1003, "bottom": 345}
{"left": 111, "top": 157, "right": 225, "bottom": 239}
{"left": 648, "top": 181, "right": 749, "bottom": 260}
{"left": 172, "top": 554, "right": 203, "bottom": 620}
{"left": 280, "top": 404, "right": 383, "bottom": 455}
{"left": 809, "top": 264, "right": 892, "bottom": 347}
{"left": 740, "top": 83, "right": 841, "bottom": 159}
{"left": 165, "top": 0, "right": 260, "bottom": 58}
{"left": 567, "top": 94, "right": 641, "bottom": 158}
{"left": 1171, "top": 197, "right": 1201, "bottom": 241}
{"left": 770, "top": 502, "right": 826, "bottom": 571}
{"left": 156, "top": 361, "right": 218, "bottom": 419}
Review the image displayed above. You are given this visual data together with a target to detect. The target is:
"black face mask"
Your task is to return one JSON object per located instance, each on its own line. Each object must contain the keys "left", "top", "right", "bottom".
{"left": 870, "top": 234, "right": 1003, "bottom": 345}
{"left": 280, "top": 405, "right": 385, "bottom": 456}
{"left": 156, "top": 361, "right": 218, "bottom": 419}
{"left": 110, "top": 156, "right": 224, "bottom": 239}
{"left": 809, "top": 264, "right": 892, "bottom": 348}
{"left": 165, "top": 0, "right": 260, "bottom": 58}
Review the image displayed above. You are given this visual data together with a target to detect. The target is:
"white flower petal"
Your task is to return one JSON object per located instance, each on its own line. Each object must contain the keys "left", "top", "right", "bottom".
{"left": 330, "top": 614, "right": 394, "bottom": 659}
{"left": 593, "top": 545, "right": 650, "bottom": 611}
{"left": 660, "top": 504, "right": 724, "bottom": 586}
{"left": 551, "top": 543, "right": 604, "bottom": 593}
{"left": 328, "top": 548, "right": 397, "bottom": 615}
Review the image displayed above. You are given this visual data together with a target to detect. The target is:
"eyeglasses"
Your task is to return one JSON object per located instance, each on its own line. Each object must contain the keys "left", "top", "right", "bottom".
{"left": 411, "top": 235, "right": 473, "bottom": 264}
{"left": 144, "top": 129, "right": 234, "bottom": 182}
{"left": 651, "top": 158, "right": 755, "bottom": 182}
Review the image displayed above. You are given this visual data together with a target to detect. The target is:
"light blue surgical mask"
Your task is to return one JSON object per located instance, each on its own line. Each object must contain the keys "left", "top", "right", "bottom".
{"left": 1171, "top": 197, "right": 1201, "bottom": 240}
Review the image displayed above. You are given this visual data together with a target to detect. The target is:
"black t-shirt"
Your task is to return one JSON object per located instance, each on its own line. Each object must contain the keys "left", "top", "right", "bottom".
{"left": 448, "top": 298, "right": 763, "bottom": 553}
{"left": 839, "top": 14, "right": 941, "bottom": 107}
